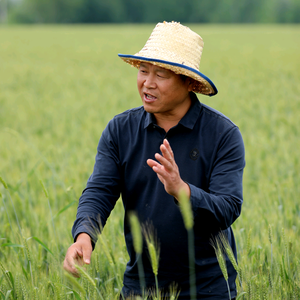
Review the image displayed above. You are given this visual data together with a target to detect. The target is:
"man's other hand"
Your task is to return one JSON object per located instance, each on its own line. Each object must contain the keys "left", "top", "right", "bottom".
{"left": 63, "top": 233, "right": 92, "bottom": 277}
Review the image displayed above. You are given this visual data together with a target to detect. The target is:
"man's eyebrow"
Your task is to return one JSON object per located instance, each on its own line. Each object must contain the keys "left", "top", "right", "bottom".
{"left": 155, "top": 68, "right": 172, "bottom": 76}
{"left": 139, "top": 63, "right": 148, "bottom": 68}
{"left": 156, "top": 68, "right": 169, "bottom": 73}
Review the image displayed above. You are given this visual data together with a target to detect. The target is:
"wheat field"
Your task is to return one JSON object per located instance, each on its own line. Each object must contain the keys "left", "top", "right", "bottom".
{"left": 0, "top": 24, "right": 300, "bottom": 299}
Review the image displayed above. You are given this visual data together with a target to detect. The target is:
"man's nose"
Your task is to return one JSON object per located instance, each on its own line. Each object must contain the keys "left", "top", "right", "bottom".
{"left": 143, "top": 74, "right": 156, "bottom": 89}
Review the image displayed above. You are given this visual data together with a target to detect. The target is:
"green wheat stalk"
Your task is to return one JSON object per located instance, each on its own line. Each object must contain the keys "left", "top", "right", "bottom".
{"left": 128, "top": 212, "right": 146, "bottom": 297}
{"left": 178, "top": 190, "right": 193, "bottom": 231}
{"left": 0, "top": 176, "right": 22, "bottom": 238}
{"left": 210, "top": 235, "right": 231, "bottom": 300}
{"left": 268, "top": 224, "right": 273, "bottom": 300}
{"left": 75, "top": 265, "right": 105, "bottom": 300}
{"left": 23, "top": 234, "right": 35, "bottom": 288}
{"left": 143, "top": 225, "right": 160, "bottom": 299}
{"left": 64, "top": 272, "right": 86, "bottom": 295}
{"left": 281, "top": 227, "right": 290, "bottom": 274}
{"left": 98, "top": 233, "right": 125, "bottom": 299}
{"left": 246, "top": 228, "right": 252, "bottom": 256}
{"left": 40, "top": 179, "right": 60, "bottom": 255}
{"left": 168, "top": 283, "right": 180, "bottom": 300}
{"left": 0, "top": 261, "right": 14, "bottom": 291}
{"left": 0, "top": 176, "right": 8, "bottom": 190}
{"left": 0, "top": 187, "right": 15, "bottom": 241}
{"left": 178, "top": 190, "right": 196, "bottom": 300}
{"left": 21, "top": 280, "right": 29, "bottom": 300}
{"left": 218, "top": 231, "right": 243, "bottom": 294}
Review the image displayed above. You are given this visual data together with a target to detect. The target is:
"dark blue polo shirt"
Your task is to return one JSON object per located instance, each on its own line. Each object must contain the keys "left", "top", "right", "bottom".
{"left": 72, "top": 92, "right": 245, "bottom": 299}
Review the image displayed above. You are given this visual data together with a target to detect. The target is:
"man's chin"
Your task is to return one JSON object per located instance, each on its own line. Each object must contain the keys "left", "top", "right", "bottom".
{"left": 143, "top": 104, "right": 156, "bottom": 114}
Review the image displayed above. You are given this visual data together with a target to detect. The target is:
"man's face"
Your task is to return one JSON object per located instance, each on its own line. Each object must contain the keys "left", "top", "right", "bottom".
{"left": 137, "top": 62, "right": 192, "bottom": 118}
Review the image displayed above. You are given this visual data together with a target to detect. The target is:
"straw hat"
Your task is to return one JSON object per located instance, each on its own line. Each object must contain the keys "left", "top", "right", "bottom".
{"left": 118, "top": 21, "right": 217, "bottom": 96}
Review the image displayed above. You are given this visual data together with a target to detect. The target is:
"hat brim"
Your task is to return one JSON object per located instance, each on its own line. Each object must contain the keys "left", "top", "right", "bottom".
{"left": 118, "top": 54, "right": 218, "bottom": 96}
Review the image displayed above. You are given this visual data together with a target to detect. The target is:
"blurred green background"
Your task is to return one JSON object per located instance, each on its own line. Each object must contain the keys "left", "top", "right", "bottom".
{"left": 1, "top": 0, "right": 300, "bottom": 24}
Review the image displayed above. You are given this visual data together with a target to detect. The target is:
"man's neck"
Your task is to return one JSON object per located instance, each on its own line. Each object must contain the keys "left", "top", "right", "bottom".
{"left": 154, "top": 115, "right": 181, "bottom": 132}
{"left": 154, "top": 100, "right": 192, "bottom": 132}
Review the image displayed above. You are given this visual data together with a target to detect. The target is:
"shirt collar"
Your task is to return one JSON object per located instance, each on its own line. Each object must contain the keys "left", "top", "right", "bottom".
{"left": 144, "top": 111, "right": 156, "bottom": 129}
{"left": 144, "top": 92, "right": 201, "bottom": 130}
{"left": 178, "top": 92, "right": 201, "bottom": 130}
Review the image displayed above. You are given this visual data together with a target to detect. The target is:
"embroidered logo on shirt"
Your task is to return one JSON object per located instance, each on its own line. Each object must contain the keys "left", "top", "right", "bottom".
{"left": 190, "top": 148, "right": 199, "bottom": 160}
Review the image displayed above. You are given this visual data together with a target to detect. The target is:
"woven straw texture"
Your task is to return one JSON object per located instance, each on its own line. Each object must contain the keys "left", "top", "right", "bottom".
{"left": 119, "top": 21, "right": 217, "bottom": 96}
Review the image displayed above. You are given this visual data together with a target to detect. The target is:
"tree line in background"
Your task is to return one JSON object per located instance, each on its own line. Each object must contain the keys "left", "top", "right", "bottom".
{"left": 1, "top": 0, "right": 300, "bottom": 24}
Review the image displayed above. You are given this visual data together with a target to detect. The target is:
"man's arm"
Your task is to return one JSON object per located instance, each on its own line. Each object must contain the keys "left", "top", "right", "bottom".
{"left": 64, "top": 121, "right": 121, "bottom": 276}
{"left": 72, "top": 120, "right": 121, "bottom": 244}
{"left": 147, "top": 127, "right": 245, "bottom": 231}
{"left": 189, "top": 126, "right": 245, "bottom": 230}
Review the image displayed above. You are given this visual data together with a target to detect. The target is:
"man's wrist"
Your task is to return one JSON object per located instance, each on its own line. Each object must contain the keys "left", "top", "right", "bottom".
{"left": 175, "top": 181, "right": 191, "bottom": 202}
{"left": 76, "top": 233, "right": 92, "bottom": 243}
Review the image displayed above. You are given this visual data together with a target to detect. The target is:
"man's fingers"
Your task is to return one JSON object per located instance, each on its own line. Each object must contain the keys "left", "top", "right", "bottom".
{"left": 163, "top": 139, "right": 174, "bottom": 158}
{"left": 64, "top": 254, "right": 80, "bottom": 276}
{"left": 160, "top": 141, "right": 176, "bottom": 166}
{"left": 147, "top": 148, "right": 174, "bottom": 175}
{"left": 75, "top": 232, "right": 93, "bottom": 265}
{"left": 74, "top": 248, "right": 85, "bottom": 266}
{"left": 63, "top": 237, "right": 92, "bottom": 277}
{"left": 147, "top": 140, "right": 186, "bottom": 199}
{"left": 147, "top": 139, "right": 176, "bottom": 177}
{"left": 64, "top": 248, "right": 82, "bottom": 267}
{"left": 82, "top": 245, "right": 92, "bottom": 265}
{"left": 75, "top": 248, "right": 83, "bottom": 259}
{"left": 147, "top": 158, "right": 156, "bottom": 168}
{"left": 155, "top": 153, "right": 173, "bottom": 172}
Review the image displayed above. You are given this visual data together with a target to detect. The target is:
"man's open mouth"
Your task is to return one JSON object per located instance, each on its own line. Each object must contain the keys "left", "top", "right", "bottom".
{"left": 145, "top": 93, "right": 157, "bottom": 100}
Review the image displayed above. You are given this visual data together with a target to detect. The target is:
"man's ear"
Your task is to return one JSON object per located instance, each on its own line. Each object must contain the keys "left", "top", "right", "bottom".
{"left": 187, "top": 78, "right": 194, "bottom": 92}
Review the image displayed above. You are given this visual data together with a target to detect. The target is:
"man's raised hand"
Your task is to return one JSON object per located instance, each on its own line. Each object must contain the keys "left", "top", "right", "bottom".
{"left": 147, "top": 139, "right": 190, "bottom": 201}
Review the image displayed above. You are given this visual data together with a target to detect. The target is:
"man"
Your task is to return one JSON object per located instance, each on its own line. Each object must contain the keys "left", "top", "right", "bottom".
{"left": 64, "top": 21, "right": 245, "bottom": 300}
